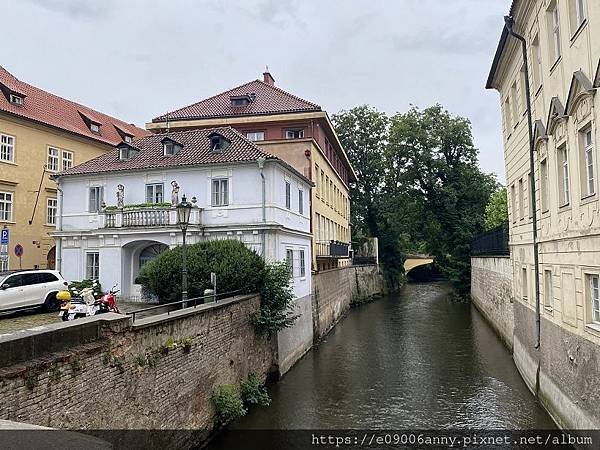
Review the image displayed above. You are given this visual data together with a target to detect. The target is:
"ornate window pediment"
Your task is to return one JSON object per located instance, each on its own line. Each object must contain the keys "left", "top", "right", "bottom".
{"left": 533, "top": 120, "right": 548, "bottom": 157}
{"left": 546, "top": 96, "right": 567, "bottom": 140}
{"left": 565, "top": 70, "right": 595, "bottom": 124}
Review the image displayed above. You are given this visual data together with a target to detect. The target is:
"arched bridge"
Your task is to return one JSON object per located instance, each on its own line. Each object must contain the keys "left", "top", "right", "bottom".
{"left": 404, "top": 254, "right": 434, "bottom": 274}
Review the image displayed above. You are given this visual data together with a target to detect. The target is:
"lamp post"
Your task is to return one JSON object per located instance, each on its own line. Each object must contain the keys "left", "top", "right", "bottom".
{"left": 176, "top": 194, "right": 192, "bottom": 308}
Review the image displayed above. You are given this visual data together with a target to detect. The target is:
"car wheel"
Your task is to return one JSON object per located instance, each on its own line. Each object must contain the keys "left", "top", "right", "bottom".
{"left": 43, "top": 293, "right": 60, "bottom": 312}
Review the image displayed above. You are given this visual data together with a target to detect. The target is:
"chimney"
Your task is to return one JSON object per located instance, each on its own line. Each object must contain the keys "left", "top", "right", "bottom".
{"left": 263, "top": 66, "right": 275, "bottom": 86}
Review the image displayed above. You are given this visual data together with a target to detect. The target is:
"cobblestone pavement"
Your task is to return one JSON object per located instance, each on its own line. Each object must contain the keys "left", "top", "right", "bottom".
{"left": 0, "top": 302, "right": 150, "bottom": 336}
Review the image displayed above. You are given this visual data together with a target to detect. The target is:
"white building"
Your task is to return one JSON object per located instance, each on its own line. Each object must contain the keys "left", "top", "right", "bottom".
{"left": 52, "top": 127, "right": 312, "bottom": 303}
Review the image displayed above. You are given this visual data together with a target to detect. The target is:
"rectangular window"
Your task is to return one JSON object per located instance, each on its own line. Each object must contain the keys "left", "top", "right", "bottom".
{"left": 298, "top": 189, "right": 304, "bottom": 215}
{"left": 519, "top": 66, "right": 527, "bottom": 112}
{"left": 321, "top": 170, "right": 325, "bottom": 201}
{"left": 315, "top": 164, "right": 320, "bottom": 197}
{"left": 540, "top": 159, "right": 549, "bottom": 211}
{"left": 62, "top": 150, "right": 73, "bottom": 170}
{"left": 558, "top": 144, "right": 570, "bottom": 206}
{"left": 46, "top": 198, "right": 57, "bottom": 225}
{"left": 0, "top": 134, "right": 14, "bottom": 162}
{"left": 549, "top": 3, "right": 561, "bottom": 62}
{"left": 590, "top": 274, "right": 600, "bottom": 324}
{"left": 86, "top": 252, "right": 100, "bottom": 280}
{"left": 246, "top": 131, "right": 265, "bottom": 142}
{"left": 88, "top": 186, "right": 103, "bottom": 213}
{"left": 285, "top": 129, "right": 304, "bottom": 139}
{"left": 285, "top": 181, "right": 291, "bottom": 209}
{"left": 504, "top": 97, "right": 512, "bottom": 135}
{"left": 0, "top": 192, "right": 13, "bottom": 221}
{"left": 582, "top": 128, "right": 595, "bottom": 197}
{"left": 47, "top": 147, "right": 59, "bottom": 172}
{"left": 518, "top": 178, "right": 525, "bottom": 219}
{"left": 211, "top": 179, "right": 229, "bottom": 206}
{"left": 286, "top": 249, "right": 294, "bottom": 276}
{"left": 570, "top": 0, "right": 586, "bottom": 32}
{"left": 145, "top": 183, "right": 164, "bottom": 203}
{"left": 299, "top": 249, "right": 306, "bottom": 277}
{"left": 532, "top": 34, "right": 542, "bottom": 91}
{"left": 511, "top": 82, "right": 519, "bottom": 126}
{"left": 522, "top": 267, "right": 528, "bottom": 300}
{"left": 510, "top": 184, "right": 517, "bottom": 222}
{"left": 527, "top": 173, "right": 532, "bottom": 218}
{"left": 544, "top": 270, "right": 553, "bottom": 310}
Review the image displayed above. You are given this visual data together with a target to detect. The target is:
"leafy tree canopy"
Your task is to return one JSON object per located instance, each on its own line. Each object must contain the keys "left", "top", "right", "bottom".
{"left": 484, "top": 187, "right": 509, "bottom": 230}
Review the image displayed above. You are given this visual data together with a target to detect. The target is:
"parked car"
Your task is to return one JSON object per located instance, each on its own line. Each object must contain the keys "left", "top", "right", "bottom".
{"left": 0, "top": 269, "right": 69, "bottom": 313}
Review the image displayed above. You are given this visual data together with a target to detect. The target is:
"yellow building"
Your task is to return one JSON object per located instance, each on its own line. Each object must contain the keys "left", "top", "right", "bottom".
{"left": 147, "top": 71, "right": 357, "bottom": 271}
{"left": 487, "top": 0, "right": 600, "bottom": 428}
{"left": 0, "top": 66, "right": 148, "bottom": 271}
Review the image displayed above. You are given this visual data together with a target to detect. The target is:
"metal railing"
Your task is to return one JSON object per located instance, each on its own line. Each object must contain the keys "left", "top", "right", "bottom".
{"left": 315, "top": 240, "right": 350, "bottom": 258}
{"left": 471, "top": 225, "right": 510, "bottom": 256}
{"left": 127, "top": 289, "right": 244, "bottom": 322}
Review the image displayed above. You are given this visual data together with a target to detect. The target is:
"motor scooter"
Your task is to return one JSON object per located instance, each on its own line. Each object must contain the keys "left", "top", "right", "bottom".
{"left": 57, "top": 284, "right": 120, "bottom": 321}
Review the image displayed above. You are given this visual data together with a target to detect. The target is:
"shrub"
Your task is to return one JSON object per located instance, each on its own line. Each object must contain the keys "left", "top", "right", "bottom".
{"left": 241, "top": 373, "right": 270, "bottom": 407}
{"left": 69, "top": 279, "right": 102, "bottom": 299}
{"left": 252, "top": 261, "right": 298, "bottom": 335}
{"left": 136, "top": 240, "right": 265, "bottom": 304}
{"left": 213, "top": 384, "right": 247, "bottom": 423}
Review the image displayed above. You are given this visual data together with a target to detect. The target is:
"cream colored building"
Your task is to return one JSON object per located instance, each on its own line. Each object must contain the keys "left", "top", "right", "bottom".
{"left": 487, "top": 0, "right": 600, "bottom": 428}
{"left": 0, "top": 66, "right": 148, "bottom": 271}
{"left": 147, "top": 71, "right": 357, "bottom": 271}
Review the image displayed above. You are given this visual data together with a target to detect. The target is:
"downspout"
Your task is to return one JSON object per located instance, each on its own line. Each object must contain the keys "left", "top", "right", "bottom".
{"left": 56, "top": 181, "right": 63, "bottom": 273}
{"left": 258, "top": 157, "right": 266, "bottom": 258}
{"left": 504, "top": 17, "right": 542, "bottom": 354}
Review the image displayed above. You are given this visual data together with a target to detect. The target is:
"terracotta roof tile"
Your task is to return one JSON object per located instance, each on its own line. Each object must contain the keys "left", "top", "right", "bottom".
{"left": 57, "top": 127, "right": 277, "bottom": 176}
{"left": 152, "top": 79, "right": 321, "bottom": 122}
{"left": 0, "top": 66, "right": 149, "bottom": 145}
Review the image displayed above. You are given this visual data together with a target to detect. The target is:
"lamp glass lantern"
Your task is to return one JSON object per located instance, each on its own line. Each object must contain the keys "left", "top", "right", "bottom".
{"left": 176, "top": 194, "right": 192, "bottom": 229}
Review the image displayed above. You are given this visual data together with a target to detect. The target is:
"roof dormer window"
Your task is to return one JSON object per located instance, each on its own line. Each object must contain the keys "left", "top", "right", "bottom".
{"left": 230, "top": 93, "right": 255, "bottom": 108}
{"left": 9, "top": 94, "right": 23, "bottom": 105}
{"left": 208, "top": 132, "right": 230, "bottom": 153}
{"left": 124, "top": 135, "right": 133, "bottom": 143}
{"left": 90, "top": 123, "right": 100, "bottom": 133}
{"left": 117, "top": 143, "right": 139, "bottom": 161}
{"left": 161, "top": 137, "right": 183, "bottom": 156}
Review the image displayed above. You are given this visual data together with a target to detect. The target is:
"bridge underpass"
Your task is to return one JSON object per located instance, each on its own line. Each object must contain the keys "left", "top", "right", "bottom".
{"left": 404, "top": 254, "right": 434, "bottom": 274}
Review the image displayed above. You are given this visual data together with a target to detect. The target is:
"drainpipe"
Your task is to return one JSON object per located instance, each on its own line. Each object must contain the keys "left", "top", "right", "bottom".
{"left": 504, "top": 16, "right": 541, "bottom": 351}
{"left": 56, "top": 182, "right": 64, "bottom": 273}
{"left": 257, "top": 157, "right": 266, "bottom": 258}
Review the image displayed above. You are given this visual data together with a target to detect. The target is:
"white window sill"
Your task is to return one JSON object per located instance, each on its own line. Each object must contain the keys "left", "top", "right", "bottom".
{"left": 0, "top": 160, "right": 17, "bottom": 166}
{"left": 585, "top": 323, "right": 600, "bottom": 336}
{"left": 0, "top": 220, "right": 15, "bottom": 224}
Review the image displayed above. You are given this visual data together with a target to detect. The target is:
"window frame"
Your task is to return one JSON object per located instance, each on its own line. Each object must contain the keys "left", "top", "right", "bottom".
{"left": 0, "top": 191, "right": 13, "bottom": 222}
{"left": 581, "top": 127, "right": 595, "bottom": 198}
{"left": 544, "top": 269, "right": 553, "bottom": 310}
{"left": 285, "top": 129, "right": 305, "bottom": 140}
{"left": 518, "top": 178, "right": 525, "bottom": 220}
{"left": 298, "top": 188, "right": 303, "bottom": 214}
{"left": 47, "top": 147, "right": 60, "bottom": 172}
{"left": 88, "top": 186, "right": 103, "bottom": 213}
{"left": 62, "top": 150, "right": 74, "bottom": 171}
{"left": 0, "top": 133, "right": 15, "bottom": 163}
{"left": 285, "top": 181, "right": 291, "bottom": 210}
{"left": 590, "top": 274, "right": 600, "bottom": 325}
{"left": 558, "top": 144, "right": 570, "bottom": 207}
{"left": 522, "top": 267, "right": 529, "bottom": 301}
{"left": 211, "top": 178, "right": 229, "bottom": 207}
{"left": 540, "top": 158, "right": 549, "bottom": 212}
{"left": 145, "top": 183, "right": 164, "bottom": 204}
{"left": 46, "top": 197, "right": 57, "bottom": 225}
{"left": 549, "top": 3, "right": 562, "bottom": 63}
{"left": 286, "top": 249, "right": 294, "bottom": 277}
{"left": 245, "top": 131, "right": 265, "bottom": 142}
{"left": 299, "top": 249, "right": 306, "bottom": 278}
{"left": 85, "top": 252, "right": 100, "bottom": 280}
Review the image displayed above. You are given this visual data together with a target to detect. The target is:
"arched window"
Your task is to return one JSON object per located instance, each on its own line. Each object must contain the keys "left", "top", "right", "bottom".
{"left": 139, "top": 244, "right": 168, "bottom": 269}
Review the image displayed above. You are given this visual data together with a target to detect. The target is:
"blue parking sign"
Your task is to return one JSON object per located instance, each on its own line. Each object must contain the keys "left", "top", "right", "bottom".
{"left": 1, "top": 229, "right": 8, "bottom": 245}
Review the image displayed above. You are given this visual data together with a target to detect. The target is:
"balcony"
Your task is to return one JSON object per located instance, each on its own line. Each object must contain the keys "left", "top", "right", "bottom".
{"left": 315, "top": 240, "right": 350, "bottom": 259}
{"left": 102, "top": 206, "right": 202, "bottom": 229}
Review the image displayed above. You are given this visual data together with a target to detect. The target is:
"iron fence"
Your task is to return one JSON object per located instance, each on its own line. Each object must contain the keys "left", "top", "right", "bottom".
{"left": 471, "top": 225, "right": 509, "bottom": 256}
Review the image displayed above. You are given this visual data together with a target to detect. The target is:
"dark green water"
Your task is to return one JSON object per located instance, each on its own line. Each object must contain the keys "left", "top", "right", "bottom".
{"left": 207, "top": 282, "right": 554, "bottom": 448}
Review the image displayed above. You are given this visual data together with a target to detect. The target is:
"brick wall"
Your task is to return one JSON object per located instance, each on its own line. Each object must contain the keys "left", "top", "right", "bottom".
{"left": 471, "top": 256, "right": 514, "bottom": 350}
{"left": 312, "top": 264, "right": 384, "bottom": 340}
{"left": 0, "top": 295, "right": 275, "bottom": 448}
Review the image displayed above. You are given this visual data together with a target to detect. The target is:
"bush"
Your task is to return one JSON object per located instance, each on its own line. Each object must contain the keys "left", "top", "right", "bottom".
{"left": 252, "top": 261, "right": 298, "bottom": 335}
{"left": 213, "top": 384, "right": 247, "bottom": 423}
{"left": 241, "top": 373, "right": 271, "bottom": 407}
{"left": 136, "top": 240, "right": 265, "bottom": 304}
{"left": 69, "top": 279, "right": 102, "bottom": 298}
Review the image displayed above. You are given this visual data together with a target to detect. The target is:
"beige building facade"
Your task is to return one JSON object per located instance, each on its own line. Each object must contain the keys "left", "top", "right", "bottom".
{"left": 487, "top": 0, "right": 600, "bottom": 428}
{"left": 0, "top": 66, "right": 148, "bottom": 271}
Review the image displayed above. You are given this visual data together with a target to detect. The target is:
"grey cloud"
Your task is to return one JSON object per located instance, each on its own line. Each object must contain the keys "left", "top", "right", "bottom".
{"left": 23, "top": 0, "right": 113, "bottom": 19}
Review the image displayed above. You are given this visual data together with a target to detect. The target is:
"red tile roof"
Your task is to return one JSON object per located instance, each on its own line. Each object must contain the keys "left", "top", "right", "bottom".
{"left": 56, "top": 127, "right": 277, "bottom": 176}
{"left": 0, "top": 65, "right": 149, "bottom": 145}
{"left": 152, "top": 79, "right": 321, "bottom": 122}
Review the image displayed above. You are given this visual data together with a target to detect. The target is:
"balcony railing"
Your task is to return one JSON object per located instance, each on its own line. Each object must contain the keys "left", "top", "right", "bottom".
{"left": 315, "top": 240, "right": 350, "bottom": 258}
{"left": 471, "top": 225, "right": 509, "bottom": 256}
{"left": 102, "top": 206, "right": 201, "bottom": 229}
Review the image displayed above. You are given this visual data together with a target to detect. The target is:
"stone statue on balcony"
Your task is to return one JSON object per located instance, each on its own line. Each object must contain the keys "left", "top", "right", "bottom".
{"left": 117, "top": 184, "right": 125, "bottom": 208}
{"left": 171, "top": 180, "right": 179, "bottom": 206}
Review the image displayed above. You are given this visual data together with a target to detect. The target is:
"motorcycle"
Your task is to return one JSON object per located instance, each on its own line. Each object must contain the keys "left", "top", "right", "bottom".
{"left": 57, "top": 284, "right": 120, "bottom": 321}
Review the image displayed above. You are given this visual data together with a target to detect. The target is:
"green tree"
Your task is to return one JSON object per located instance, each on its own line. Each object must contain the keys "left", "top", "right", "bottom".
{"left": 484, "top": 187, "right": 508, "bottom": 230}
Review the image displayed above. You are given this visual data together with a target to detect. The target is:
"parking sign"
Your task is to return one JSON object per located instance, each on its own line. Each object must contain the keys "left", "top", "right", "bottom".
{"left": 1, "top": 229, "right": 8, "bottom": 245}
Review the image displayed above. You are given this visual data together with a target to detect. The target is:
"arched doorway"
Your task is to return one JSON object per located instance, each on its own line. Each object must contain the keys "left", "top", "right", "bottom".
{"left": 46, "top": 246, "right": 56, "bottom": 270}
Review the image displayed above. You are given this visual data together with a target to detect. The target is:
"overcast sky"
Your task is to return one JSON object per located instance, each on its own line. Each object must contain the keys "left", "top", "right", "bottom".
{"left": 0, "top": 0, "right": 509, "bottom": 180}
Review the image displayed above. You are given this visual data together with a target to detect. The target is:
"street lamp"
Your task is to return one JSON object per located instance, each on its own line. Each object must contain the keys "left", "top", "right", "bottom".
{"left": 176, "top": 194, "right": 193, "bottom": 307}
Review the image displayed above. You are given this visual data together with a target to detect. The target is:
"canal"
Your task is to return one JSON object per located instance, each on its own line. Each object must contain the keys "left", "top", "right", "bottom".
{"left": 207, "top": 282, "right": 555, "bottom": 448}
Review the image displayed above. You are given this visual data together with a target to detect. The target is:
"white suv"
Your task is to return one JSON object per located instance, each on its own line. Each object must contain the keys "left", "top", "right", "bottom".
{"left": 0, "top": 270, "right": 69, "bottom": 313}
